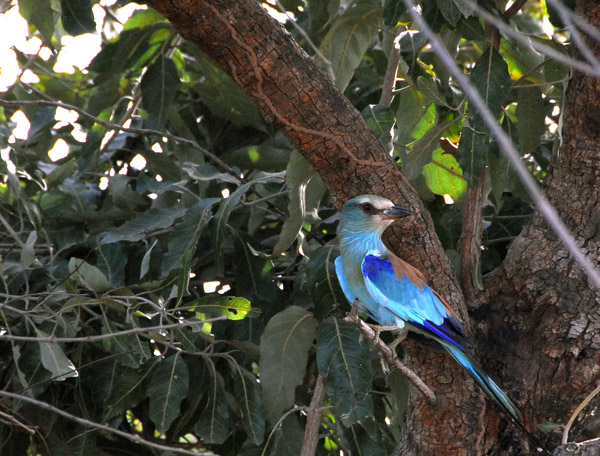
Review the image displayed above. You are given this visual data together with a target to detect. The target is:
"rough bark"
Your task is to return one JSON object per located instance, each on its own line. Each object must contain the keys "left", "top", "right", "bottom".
{"left": 139, "top": 1, "right": 600, "bottom": 454}
{"left": 481, "top": 1, "right": 600, "bottom": 453}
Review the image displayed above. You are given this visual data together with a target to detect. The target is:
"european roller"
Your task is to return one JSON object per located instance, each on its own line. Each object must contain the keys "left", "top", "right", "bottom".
{"left": 334, "top": 194, "right": 523, "bottom": 423}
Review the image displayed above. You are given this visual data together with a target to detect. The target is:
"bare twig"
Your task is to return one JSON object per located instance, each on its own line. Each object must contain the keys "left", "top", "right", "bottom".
{"left": 0, "top": 316, "right": 226, "bottom": 343}
{"left": 344, "top": 309, "right": 436, "bottom": 404}
{"left": 0, "top": 390, "right": 208, "bottom": 455}
{"left": 403, "top": 0, "right": 600, "bottom": 290}
{"left": 300, "top": 374, "right": 326, "bottom": 456}
{"left": 562, "top": 383, "right": 600, "bottom": 444}
{"left": 380, "top": 28, "right": 403, "bottom": 107}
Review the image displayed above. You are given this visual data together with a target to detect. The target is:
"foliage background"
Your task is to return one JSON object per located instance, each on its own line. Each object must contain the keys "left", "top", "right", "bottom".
{"left": 0, "top": 0, "right": 586, "bottom": 454}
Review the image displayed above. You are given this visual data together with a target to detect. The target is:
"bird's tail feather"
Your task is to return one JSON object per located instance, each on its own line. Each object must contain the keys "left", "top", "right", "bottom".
{"left": 444, "top": 345, "right": 547, "bottom": 453}
{"left": 445, "top": 345, "right": 521, "bottom": 421}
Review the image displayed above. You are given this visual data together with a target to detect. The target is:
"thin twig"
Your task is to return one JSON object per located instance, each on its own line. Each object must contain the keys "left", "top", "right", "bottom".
{"left": 0, "top": 390, "right": 208, "bottom": 456}
{"left": 561, "top": 383, "right": 600, "bottom": 444}
{"left": 380, "top": 28, "right": 403, "bottom": 107}
{"left": 0, "top": 316, "right": 226, "bottom": 343}
{"left": 344, "top": 310, "right": 436, "bottom": 404}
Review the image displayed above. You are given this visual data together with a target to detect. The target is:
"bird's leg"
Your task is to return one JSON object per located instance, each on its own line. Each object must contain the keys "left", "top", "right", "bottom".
{"left": 350, "top": 298, "right": 360, "bottom": 320}
{"left": 367, "top": 324, "right": 407, "bottom": 352}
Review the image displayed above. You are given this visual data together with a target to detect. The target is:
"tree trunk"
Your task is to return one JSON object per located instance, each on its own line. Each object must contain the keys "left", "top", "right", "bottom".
{"left": 481, "top": 1, "right": 600, "bottom": 453}
{"left": 141, "top": 1, "right": 600, "bottom": 454}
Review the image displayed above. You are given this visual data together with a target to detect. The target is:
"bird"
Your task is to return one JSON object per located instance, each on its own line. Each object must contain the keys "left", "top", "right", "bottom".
{"left": 334, "top": 194, "right": 523, "bottom": 423}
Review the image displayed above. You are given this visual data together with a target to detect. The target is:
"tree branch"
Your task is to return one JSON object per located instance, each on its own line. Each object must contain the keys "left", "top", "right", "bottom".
{"left": 300, "top": 374, "right": 326, "bottom": 456}
{"left": 0, "top": 390, "right": 206, "bottom": 455}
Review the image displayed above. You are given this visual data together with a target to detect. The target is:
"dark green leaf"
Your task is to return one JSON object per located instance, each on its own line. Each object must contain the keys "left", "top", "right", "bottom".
{"left": 469, "top": 49, "right": 511, "bottom": 130}
{"left": 383, "top": 0, "right": 407, "bottom": 28}
{"left": 273, "top": 152, "right": 316, "bottom": 256}
{"left": 19, "top": 0, "right": 54, "bottom": 44}
{"left": 456, "top": 16, "right": 486, "bottom": 41}
{"left": 269, "top": 414, "right": 304, "bottom": 456}
{"left": 436, "top": 0, "right": 463, "bottom": 26}
{"left": 141, "top": 56, "right": 181, "bottom": 130}
{"left": 101, "top": 208, "right": 187, "bottom": 244}
{"left": 306, "top": 245, "right": 346, "bottom": 320}
{"left": 457, "top": 121, "right": 490, "bottom": 186}
{"left": 321, "top": 1, "right": 383, "bottom": 91}
{"left": 161, "top": 199, "right": 218, "bottom": 275}
{"left": 317, "top": 317, "right": 374, "bottom": 426}
{"left": 516, "top": 87, "right": 545, "bottom": 154}
{"left": 148, "top": 355, "right": 190, "bottom": 434}
{"left": 96, "top": 242, "right": 126, "bottom": 287}
{"left": 102, "top": 362, "right": 155, "bottom": 421}
{"left": 195, "top": 368, "right": 230, "bottom": 444}
{"left": 60, "top": 0, "right": 95, "bottom": 36}
{"left": 232, "top": 367, "right": 265, "bottom": 445}
{"left": 259, "top": 306, "right": 317, "bottom": 420}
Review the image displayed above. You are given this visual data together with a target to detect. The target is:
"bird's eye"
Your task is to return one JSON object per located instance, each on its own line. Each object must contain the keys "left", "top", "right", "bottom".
{"left": 362, "top": 203, "right": 374, "bottom": 213}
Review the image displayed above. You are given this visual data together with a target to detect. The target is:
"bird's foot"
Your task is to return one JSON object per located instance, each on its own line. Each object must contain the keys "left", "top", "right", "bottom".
{"left": 367, "top": 324, "right": 406, "bottom": 347}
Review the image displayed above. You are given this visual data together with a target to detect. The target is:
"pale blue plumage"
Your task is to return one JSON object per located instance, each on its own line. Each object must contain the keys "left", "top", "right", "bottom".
{"left": 335, "top": 194, "right": 522, "bottom": 422}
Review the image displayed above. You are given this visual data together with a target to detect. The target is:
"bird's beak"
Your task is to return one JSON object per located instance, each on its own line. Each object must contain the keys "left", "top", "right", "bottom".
{"left": 382, "top": 206, "right": 412, "bottom": 219}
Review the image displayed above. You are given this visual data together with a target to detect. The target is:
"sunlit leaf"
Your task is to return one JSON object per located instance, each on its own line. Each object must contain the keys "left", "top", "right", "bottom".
{"left": 193, "top": 295, "right": 258, "bottom": 321}
{"left": 403, "top": 117, "right": 454, "bottom": 181}
{"left": 423, "top": 148, "right": 467, "bottom": 200}
{"left": 19, "top": 0, "right": 54, "bottom": 44}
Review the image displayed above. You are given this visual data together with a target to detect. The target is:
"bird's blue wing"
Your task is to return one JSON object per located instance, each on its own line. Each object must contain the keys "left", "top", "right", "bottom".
{"left": 361, "top": 252, "right": 466, "bottom": 350}
{"left": 334, "top": 256, "right": 356, "bottom": 304}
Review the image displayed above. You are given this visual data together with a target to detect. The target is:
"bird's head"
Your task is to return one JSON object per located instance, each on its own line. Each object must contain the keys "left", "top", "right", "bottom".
{"left": 339, "top": 195, "right": 412, "bottom": 235}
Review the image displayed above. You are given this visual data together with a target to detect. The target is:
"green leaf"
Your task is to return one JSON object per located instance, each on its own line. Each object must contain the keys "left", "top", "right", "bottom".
{"left": 456, "top": 16, "right": 486, "bottom": 41}
{"left": 423, "top": 148, "right": 467, "bottom": 200}
{"left": 161, "top": 198, "right": 218, "bottom": 275}
{"left": 316, "top": 317, "right": 374, "bottom": 426}
{"left": 272, "top": 152, "right": 316, "bottom": 256}
{"left": 96, "top": 242, "right": 126, "bottom": 287}
{"left": 516, "top": 87, "right": 545, "bottom": 154}
{"left": 270, "top": 414, "right": 304, "bottom": 456}
{"left": 321, "top": 1, "right": 383, "bottom": 91}
{"left": 194, "top": 295, "right": 257, "bottom": 321}
{"left": 101, "top": 208, "right": 187, "bottom": 244}
{"left": 20, "top": 230, "right": 37, "bottom": 268}
{"left": 101, "top": 317, "right": 152, "bottom": 369}
{"left": 306, "top": 245, "right": 346, "bottom": 320}
{"left": 457, "top": 121, "right": 490, "bottom": 186}
{"left": 339, "top": 423, "right": 385, "bottom": 456}
{"left": 60, "top": 0, "right": 95, "bottom": 36}
{"left": 19, "top": 0, "right": 54, "bottom": 44}
{"left": 259, "top": 306, "right": 317, "bottom": 420}
{"left": 396, "top": 89, "right": 428, "bottom": 147}
{"left": 68, "top": 258, "right": 112, "bottom": 292}
{"left": 101, "top": 362, "right": 154, "bottom": 421}
{"left": 416, "top": 76, "right": 451, "bottom": 108}
{"left": 488, "top": 115, "right": 518, "bottom": 210}
{"left": 469, "top": 49, "right": 511, "bottom": 130}
{"left": 123, "top": 8, "right": 166, "bottom": 30}
{"left": 140, "top": 239, "right": 157, "bottom": 279}
{"left": 383, "top": 0, "right": 407, "bottom": 27}
{"left": 232, "top": 367, "right": 265, "bottom": 445}
{"left": 403, "top": 118, "right": 454, "bottom": 181}
{"left": 362, "top": 104, "right": 395, "bottom": 140}
{"left": 141, "top": 56, "right": 181, "bottom": 130}
{"left": 182, "top": 163, "right": 241, "bottom": 185}
{"left": 148, "top": 355, "right": 190, "bottom": 434}
{"left": 36, "top": 329, "right": 78, "bottom": 381}
{"left": 195, "top": 369, "right": 230, "bottom": 444}
{"left": 436, "top": 0, "right": 463, "bottom": 26}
